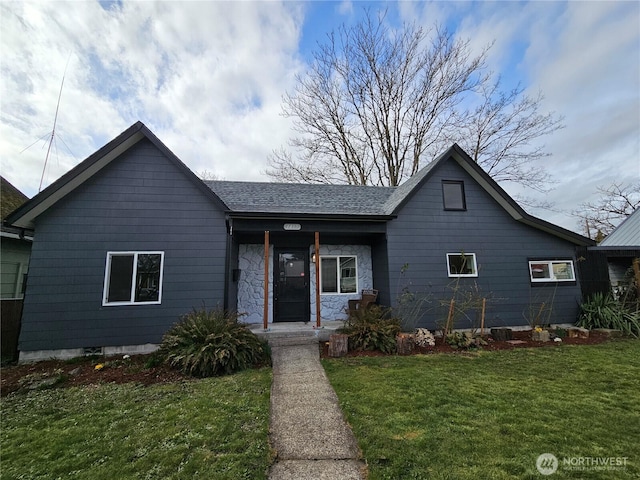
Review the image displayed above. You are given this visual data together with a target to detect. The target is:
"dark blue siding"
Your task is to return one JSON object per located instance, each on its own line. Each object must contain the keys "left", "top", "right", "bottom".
{"left": 20, "top": 139, "right": 228, "bottom": 351}
{"left": 387, "top": 158, "right": 582, "bottom": 330}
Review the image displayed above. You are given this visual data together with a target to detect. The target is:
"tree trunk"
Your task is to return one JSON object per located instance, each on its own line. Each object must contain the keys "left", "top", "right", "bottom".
{"left": 490, "top": 328, "right": 512, "bottom": 341}
{"left": 329, "top": 334, "right": 349, "bottom": 357}
{"left": 396, "top": 333, "right": 415, "bottom": 355}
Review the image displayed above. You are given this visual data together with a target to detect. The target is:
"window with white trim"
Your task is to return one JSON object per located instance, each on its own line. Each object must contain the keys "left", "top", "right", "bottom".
{"left": 446, "top": 253, "right": 478, "bottom": 277}
{"left": 320, "top": 256, "right": 357, "bottom": 294}
{"left": 529, "top": 260, "right": 575, "bottom": 283}
{"left": 103, "top": 252, "right": 164, "bottom": 305}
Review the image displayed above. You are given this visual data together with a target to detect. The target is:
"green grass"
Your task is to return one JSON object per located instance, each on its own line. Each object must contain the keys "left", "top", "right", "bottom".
{"left": 1, "top": 368, "right": 272, "bottom": 479}
{"left": 323, "top": 341, "right": 640, "bottom": 479}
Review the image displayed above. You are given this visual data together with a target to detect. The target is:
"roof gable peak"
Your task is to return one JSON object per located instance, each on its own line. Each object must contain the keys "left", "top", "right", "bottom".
{"left": 6, "top": 121, "right": 227, "bottom": 229}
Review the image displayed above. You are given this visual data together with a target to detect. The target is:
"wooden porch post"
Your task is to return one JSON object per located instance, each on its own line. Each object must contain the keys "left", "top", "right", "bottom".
{"left": 263, "top": 231, "right": 269, "bottom": 330}
{"left": 315, "top": 231, "right": 321, "bottom": 327}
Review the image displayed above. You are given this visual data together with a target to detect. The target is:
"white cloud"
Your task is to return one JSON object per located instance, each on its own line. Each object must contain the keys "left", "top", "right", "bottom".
{"left": 403, "top": 1, "right": 639, "bottom": 231}
{"left": 338, "top": 0, "right": 354, "bottom": 16}
{"left": 0, "top": 1, "right": 304, "bottom": 197}
{"left": 522, "top": 1, "right": 640, "bottom": 229}
{"left": 1, "top": 1, "right": 638, "bottom": 236}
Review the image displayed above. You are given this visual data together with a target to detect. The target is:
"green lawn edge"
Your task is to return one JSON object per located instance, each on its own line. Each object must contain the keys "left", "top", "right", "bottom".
{"left": 1, "top": 367, "right": 272, "bottom": 480}
{"left": 323, "top": 341, "right": 640, "bottom": 480}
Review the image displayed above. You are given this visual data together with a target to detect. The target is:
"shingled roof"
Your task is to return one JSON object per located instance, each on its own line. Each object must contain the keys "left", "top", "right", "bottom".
{"left": 206, "top": 181, "right": 394, "bottom": 216}
{"left": 1, "top": 176, "right": 29, "bottom": 220}
{"left": 5, "top": 121, "right": 592, "bottom": 246}
{"left": 206, "top": 149, "right": 443, "bottom": 217}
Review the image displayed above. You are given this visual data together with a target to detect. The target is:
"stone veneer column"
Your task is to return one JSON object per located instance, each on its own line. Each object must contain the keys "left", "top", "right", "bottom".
{"left": 237, "top": 244, "right": 273, "bottom": 324}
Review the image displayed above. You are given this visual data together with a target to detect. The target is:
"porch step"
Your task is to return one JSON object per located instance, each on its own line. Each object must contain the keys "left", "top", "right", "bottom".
{"left": 253, "top": 329, "right": 321, "bottom": 347}
{"left": 249, "top": 321, "right": 346, "bottom": 345}
{"left": 265, "top": 335, "right": 320, "bottom": 347}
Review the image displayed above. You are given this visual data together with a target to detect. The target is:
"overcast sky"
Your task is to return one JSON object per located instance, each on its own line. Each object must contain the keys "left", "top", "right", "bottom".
{"left": 1, "top": 1, "right": 638, "bottom": 233}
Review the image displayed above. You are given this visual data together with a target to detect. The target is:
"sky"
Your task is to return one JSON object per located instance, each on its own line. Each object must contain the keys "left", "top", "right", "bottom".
{"left": 1, "top": 0, "right": 638, "bottom": 233}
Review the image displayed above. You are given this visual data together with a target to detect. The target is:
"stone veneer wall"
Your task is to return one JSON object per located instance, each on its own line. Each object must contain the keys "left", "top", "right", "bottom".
{"left": 236, "top": 244, "right": 373, "bottom": 324}
{"left": 237, "top": 244, "right": 273, "bottom": 324}
{"left": 311, "top": 245, "right": 373, "bottom": 322}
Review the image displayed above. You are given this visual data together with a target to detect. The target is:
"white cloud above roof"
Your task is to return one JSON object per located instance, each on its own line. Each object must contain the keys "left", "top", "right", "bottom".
{"left": 1, "top": 1, "right": 638, "bottom": 234}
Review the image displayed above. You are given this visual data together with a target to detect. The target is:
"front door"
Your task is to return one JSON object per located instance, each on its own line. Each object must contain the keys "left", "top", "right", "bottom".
{"left": 274, "top": 249, "right": 310, "bottom": 322}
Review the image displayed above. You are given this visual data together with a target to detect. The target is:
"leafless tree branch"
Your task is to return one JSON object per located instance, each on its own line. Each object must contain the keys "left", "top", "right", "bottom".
{"left": 572, "top": 182, "right": 640, "bottom": 239}
{"left": 267, "top": 9, "right": 562, "bottom": 193}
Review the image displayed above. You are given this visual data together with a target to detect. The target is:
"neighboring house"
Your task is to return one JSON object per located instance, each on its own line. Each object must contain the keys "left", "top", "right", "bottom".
{"left": 578, "top": 208, "right": 640, "bottom": 298}
{"left": 7, "top": 122, "right": 594, "bottom": 362}
{"left": 1, "top": 177, "right": 32, "bottom": 299}
{"left": 1, "top": 176, "right": 33, "bottom": 359}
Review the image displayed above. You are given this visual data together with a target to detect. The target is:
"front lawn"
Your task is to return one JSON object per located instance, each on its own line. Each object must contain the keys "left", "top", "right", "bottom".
{"left": 1, "top": 368, "right": 272, "bottom": 479}
{"left": 323, "top": 340, "right": 640, "bottom": 479}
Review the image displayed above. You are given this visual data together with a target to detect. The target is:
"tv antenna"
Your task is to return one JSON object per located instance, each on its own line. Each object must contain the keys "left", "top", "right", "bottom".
{"left": 22, "top": 54, "right": 75, "bottom": 192}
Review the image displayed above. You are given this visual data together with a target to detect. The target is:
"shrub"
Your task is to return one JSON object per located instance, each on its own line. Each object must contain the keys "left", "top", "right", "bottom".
{"left": 340, "top": 305, "right": 401, "bottom": 354}
{"left": 445, "top": 331, "right": 487, "bottom": 350}
{"left": 158, "top": 308, "right": 271, "bottom": 377}
{"left": 576, "top": 292, "right": 640, "bottom": 337}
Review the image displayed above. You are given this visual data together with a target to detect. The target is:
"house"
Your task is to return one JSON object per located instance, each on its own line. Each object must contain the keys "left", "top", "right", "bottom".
{"left": 7, "top": 122, "right": 594, "bottom": 362}
{"left": 578, "top": 208, "right": 639, "bottom": 298}
{"left": 1, "top": 176, "right": 33, "bottom": 359}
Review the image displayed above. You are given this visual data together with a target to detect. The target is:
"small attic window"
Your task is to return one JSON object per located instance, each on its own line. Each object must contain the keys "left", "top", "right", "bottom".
{"left": 442, "top": 180, "right": 466, "bottom": 211}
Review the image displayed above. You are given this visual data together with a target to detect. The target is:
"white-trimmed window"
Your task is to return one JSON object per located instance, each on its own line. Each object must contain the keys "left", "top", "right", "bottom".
{"left": 320, "top": 256, "right": 357, "bottom": 294}
{"left": 103, "top": 252, "right": 164, "bottom": 306}
{"left": 446, "top": 253, "right": 478, "bottom": 277}
{"left": 529, "top": 260, "right": 575, "bottom": 283}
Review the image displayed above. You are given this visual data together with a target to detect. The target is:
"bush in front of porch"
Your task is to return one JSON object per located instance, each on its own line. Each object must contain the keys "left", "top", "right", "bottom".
{"left": 158, "top": 308, "right": 271, "bottom": 377}
{"left": 339, "top": 305, "right": 401, "bottom": 354}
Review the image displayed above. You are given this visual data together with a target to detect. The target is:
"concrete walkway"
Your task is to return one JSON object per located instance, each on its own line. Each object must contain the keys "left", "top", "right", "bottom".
{"left": 268, "top": 337, "right": 366, "bottom": 480}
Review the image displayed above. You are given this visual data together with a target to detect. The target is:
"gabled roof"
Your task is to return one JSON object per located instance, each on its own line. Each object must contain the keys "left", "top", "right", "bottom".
{"left": 6, "top": 122, "right": 593, "bottom": 246}
{"left": 1, "top": 176, "right": 29, "bottom": 220}
{"left": 6, "top": 122, "right": 228, "bottom": 229}
{"left": 382, "top": 144, "right": 594, "bottom": 245}
{"left": 208, "top": 143, "right": 592, "bottom": 246}
{"left": 599, "top": 208, "right": 640, "bottom": 247}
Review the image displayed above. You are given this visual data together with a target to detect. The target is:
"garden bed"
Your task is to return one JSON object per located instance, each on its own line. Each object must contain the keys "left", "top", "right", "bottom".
{"left": 1, "top": 354, "right": 190, "bottom": 397}
{"left": 320, "top": 328, "right": 612, "bottom": 358}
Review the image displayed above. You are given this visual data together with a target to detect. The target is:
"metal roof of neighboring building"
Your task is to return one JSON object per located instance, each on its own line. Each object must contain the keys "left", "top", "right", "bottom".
{"left": 599, "top": 208, "right": 640, "bottom": 247}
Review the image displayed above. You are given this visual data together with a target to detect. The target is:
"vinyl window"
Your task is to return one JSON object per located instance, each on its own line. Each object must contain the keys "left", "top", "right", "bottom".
{"left": 320, "top": 256, "right": 358, "bottom": 294}
{"left": 103, "top": 252, "right": 164, "bottom": 305}
{"left": 529, "top": 260, "right": 575, "bottom": 283}
{"left": 446, "top": 253, "right": 478, "bottom": 277}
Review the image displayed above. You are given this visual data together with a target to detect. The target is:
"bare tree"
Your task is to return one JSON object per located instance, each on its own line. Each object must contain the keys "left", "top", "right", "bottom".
{"left": 198, "top": 170, "right": 220, "bottom": 181}
{"left": 574, "top": 182, "right": 640, "bottom": 239}
{"left": 267, "top": 10, "right": 563, "bottom": 191}
{"left": 268, "top": 11, "right": 488, "bottom": 186}
{"left": 456, "top": 80, "right": 563, "bottom": 191}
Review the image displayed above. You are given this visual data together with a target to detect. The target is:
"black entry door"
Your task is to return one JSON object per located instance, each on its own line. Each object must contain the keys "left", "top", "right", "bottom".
{"left": 274, "top": 249, "right": 310, "bottom": 322}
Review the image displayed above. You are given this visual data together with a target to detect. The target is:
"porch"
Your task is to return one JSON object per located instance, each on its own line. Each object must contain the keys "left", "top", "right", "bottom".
{"left": 248, "top": 320, "right": 346, "bottom": 344}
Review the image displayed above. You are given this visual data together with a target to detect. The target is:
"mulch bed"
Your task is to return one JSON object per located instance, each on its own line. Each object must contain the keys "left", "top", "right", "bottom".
{"left": 1, "top": 354, "right": 190, "bottom": 397}
{"left": 320, "top": 329, "right": 612, "bottom": 358}
{"left": 1, "top": 330, "right": 614, "bottom": 397}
